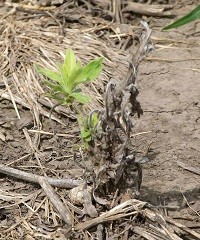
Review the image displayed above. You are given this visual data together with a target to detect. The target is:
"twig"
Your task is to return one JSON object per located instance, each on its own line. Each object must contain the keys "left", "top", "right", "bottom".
{"left": 0, "top": 163, "right": 84, "bottom": 189}
{"left": 6, "top": 153, "right": 31, "bottom": 166}
{"left": 165, "top": 217, "right": 200, "bottom": 239}
{"left": 97, "top": 224, "right": 104, "bottom": 240}
{"left": 74, "top": 199, "right": 147, "bottom": 231}
{"left": 3, "top": 76, "right": 21, "bottom": 119}
{"left": 1, "top": 189, "right": 42, "bottom": 209}
{"left": 143, "top": 209, "right": 182, "bottom": 240}
{"left": 3, "top": 2, "right": 56, "bottom": 11}
{"left": 0, "top": 89, "right": 64, "bottom": 125}
{"left": 177, "top": 161, "right": 200, "bottom": 175}
{"left": 182, "top": 194, "right": 200, "bottom": 217}
{"left": 133, "top": 226, "right": 169, "bottom": 240}
{"left": 146, "top": 57, "right": 200, "bottom": 62}
{"left": 28, "top": 129, "right": 76, "bottom": 138}
{"left": 123, "top": 2, "right": 176, "bottom": 17}
{"left": 131, "top": 131, "right": 151, "bottom": 137}
{"left": 22, "top": 128, "right": 46, "bottom": 176}
{"left": 38, "top": 177, "right": 72, "bottom": 226}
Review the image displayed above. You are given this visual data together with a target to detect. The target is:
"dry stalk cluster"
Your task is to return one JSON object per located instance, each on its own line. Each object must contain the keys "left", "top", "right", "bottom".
{"left": 84, "top": 22, "right": 153, "bottom": 207}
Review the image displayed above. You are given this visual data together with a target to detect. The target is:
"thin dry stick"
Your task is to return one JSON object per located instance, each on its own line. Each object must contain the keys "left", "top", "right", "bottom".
{"left": 165, "top": 217, "right": 200, "bottom": 239}
{"left": 181, "top": 194, "right": 200, "bottom": 217}
{"left": 74, "top": 199, "right": 147, "bottom": 231}
{"left": 123, "top": 2, "right": 175, "bottom": 17}
{"left": 4, "top": 2, "right": 56, "bottom": 10}
{"left": 133, "top": 226, "right": 169, "bottom": 240}
{"left": 0, "top": 89, "right": 64, "bottom": 124}
{"left": 146, "top": 57, "right": 200, "bottom": 62}
{"left": 148, "top": 224, "right": 172, "bottom": 240}
{"left": 28, "top": 129, "right": 76, "bottom": 138}
{"left": 177, "top": 161, "right": 200, "bottom": 175}
{"left": 38, "top": 177, "right": 72, "bottom": 226}
{"left": 1, "top": 190, "right": 42, "bottom": 211}
{"left": 0, "top": 163, "right": 84, "bottom": 189}
{"left": 3, "top": 76, "right": 21, "bottom": 119}
{"left": 169, "top": 64, "right": 200, "bottom": 73}
{"left": 131, "top": 131, "right": 151, "bottom": 137}
{"left": 22, "top": 128, "right": 46, "bottom": 176}
{"left": 26, "top": 67, "right": 42, "bottom": 148}
{"left": 143, "top": 209, "right": 183, "bottom": 240}
{"left": 6, "top": 153, "right": 31, "bottom": 166}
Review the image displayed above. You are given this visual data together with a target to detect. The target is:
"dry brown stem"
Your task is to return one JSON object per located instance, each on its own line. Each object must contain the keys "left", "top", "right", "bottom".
{"left": 3, "top": 2, "right": 56, "bottom": 10}
{"left": 123, "top": 2, "right": 175, "bottom": 17}
{"left": 87, "top": 21, "right": 152, "bottom": 201}
{"left": 74, "top": 199, "right": 147, "bottom": 231}
{"left": 0, "top": 163, "right": 84, "bottom": 188}
{"left": 165, "top": 217, "right": 200, "bottom": 239}
{"left": 38, "top": 177, "right": 73, "bottom": 226}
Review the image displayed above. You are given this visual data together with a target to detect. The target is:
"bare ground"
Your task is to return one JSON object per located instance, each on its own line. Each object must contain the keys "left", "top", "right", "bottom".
{"left": 136, "top": 23, "right": 200, "bottom": 198}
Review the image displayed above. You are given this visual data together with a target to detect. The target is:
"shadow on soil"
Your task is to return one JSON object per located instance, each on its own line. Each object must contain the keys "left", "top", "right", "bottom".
{"left": 139, "top": 185, "right": 200, "bottom": 208}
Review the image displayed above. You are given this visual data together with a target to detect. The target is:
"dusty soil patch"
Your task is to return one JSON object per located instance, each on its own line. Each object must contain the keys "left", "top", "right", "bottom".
{"left": 137, "top": 13, "right": 200, "bottom": 198}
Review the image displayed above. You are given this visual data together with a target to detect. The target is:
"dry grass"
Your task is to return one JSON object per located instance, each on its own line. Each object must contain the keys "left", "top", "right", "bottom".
{"left": 0, "top": 4, "right": 133, "bottom": 239}
{"left": 0, "top": 10, "right": 132, "bottom": 118}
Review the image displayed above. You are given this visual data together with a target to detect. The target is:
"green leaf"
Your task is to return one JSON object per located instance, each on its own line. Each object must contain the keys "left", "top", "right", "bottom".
{"left": 70, "top": 92, "right": 90, "bottom": 104}
{"left": 44, "top": 81, "right": 64, "bottom": 93}
{"left": 91, "top": 112, "right": 99, "bottom": 127}
{"left": 80, "top": 129, "right": 91, "bottom": 139}
{"left": 45, "top": 93, "right": 62, "bottom": 101}
{"left": 64, "top": 48, "right": 77, "bottom": 77}
{"left": 80, "top": 129, "right": 92, "bottom": 142}
{"left": 163, "top": 5, "right": 200, "bottom": 30}
{"left": 38, "top": 49, "right": 103, "bottom": 111}
{"left": 36, "top": 66, "right": 62, "bottom": 83}
{"left": 66, "top": 67, "right": 84, "bottom": 92}
{"left": 75, "top": 57, "right": 103, "bottom": 84}
{"left": 85, "top": 136, "right": 92, "bottom": 142}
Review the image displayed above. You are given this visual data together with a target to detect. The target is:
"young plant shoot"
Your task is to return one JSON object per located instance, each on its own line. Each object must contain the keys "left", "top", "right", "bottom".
{"left": 37, "top": 49, "right": 103, "bottom": 105}
{"left": 37, "top": 49, "right": 103, "bottom": 145}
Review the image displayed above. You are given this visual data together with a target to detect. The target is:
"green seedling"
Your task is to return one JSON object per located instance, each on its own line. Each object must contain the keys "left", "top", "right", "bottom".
{"left": 163, "top": 5, "right": 200, "bottom": 30}
{"left": 37, "top": 49, "right": 103, "bottom": 105}
{"left": 37, "top": 49, "right": 103, "bottom": 146}
{"left": 78, "top": 112, "right": 99, "bottom": 147}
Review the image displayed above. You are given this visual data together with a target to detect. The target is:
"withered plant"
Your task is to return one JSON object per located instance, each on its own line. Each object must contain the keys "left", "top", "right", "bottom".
{"left": 37, "top": 22, "right": 153, "bottom": 206}
{"left": 84, "top": 21, "right": 153, "bottom": 204}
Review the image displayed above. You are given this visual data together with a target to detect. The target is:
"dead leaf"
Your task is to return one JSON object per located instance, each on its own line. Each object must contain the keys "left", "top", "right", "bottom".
{"left": 0, "top": 131, "right": 6, "bottom": 142}
{"left": 16, "top": 116, "right": 33, "bottom": 130}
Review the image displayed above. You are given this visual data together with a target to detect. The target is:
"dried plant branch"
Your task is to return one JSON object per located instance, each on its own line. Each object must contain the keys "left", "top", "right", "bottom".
{"left": 3, "top": 2, "right": 56, "bottom": 11}
{"left": 74, "top": 199, "right": 147, "bottom": 231}
{"left": 87, "top": 21, "right": 153, "bottom": 200}
{"left": 165, "top": 216, "right": 200, "bottom": 239}
{"left": 133, "top": 226, "right": 170, "bottom": 240}
{"left": 38, "top": 177, "right": 72, "bottom": 226}
{"left": 177, "top": 161, "right": 200, "bottom": 176}
{"left": 0, "top": 163, "right": 84, "bottom": 189}
{"left": 143, "top": 209, "right": 183, "bottom": 240}
{"left": 123, "top": 2, "right": 175, "bottom": 17}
